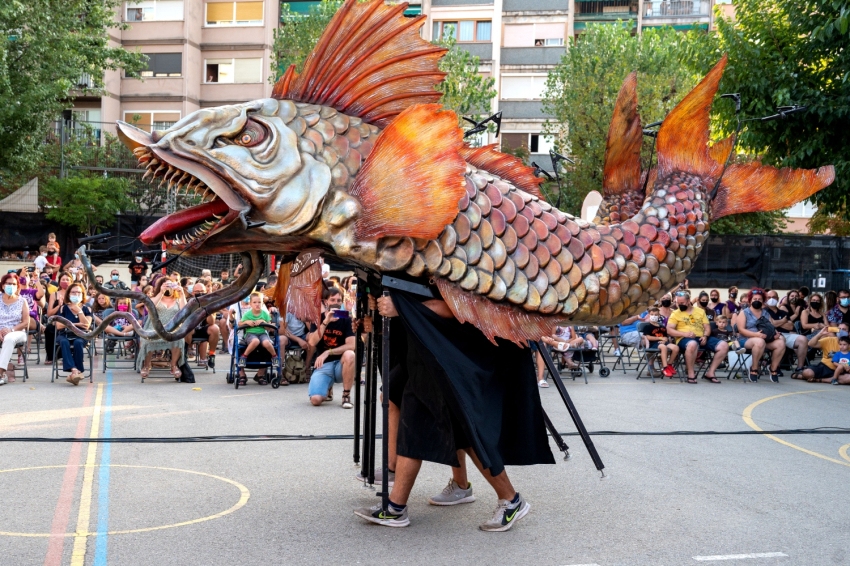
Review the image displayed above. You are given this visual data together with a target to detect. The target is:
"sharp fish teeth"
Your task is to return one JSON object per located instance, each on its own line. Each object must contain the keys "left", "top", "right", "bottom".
{"left": 142, "top": 169, "right": 153, "bottom": 180}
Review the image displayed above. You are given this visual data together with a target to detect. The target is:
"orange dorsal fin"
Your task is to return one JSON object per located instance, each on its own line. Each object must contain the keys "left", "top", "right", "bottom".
{"left": 709, "top": 135, "right": 735, "bottom": 166}
{"left": 350, "top": 104, "right": 466, "bottom": 240}
{"left": 656, "top": 56, "right": 727, "bottom": 182}
{"left": 436, "top": 279, "right": 555, "bottom": 346}
{"left": 271, "top": 0, "right": 446, "bottom": 128}
{"left": 603, "top": 72, "right": 643, "bottom": 196}
{"left": 460, "top": 144, "right": 543, "bottom": 198}
{"left": 711, "top": 162, "right": 835, "bottom": 219}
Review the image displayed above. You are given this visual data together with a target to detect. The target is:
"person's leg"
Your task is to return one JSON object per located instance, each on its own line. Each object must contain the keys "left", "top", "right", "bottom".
{"left": 207, "top": 324, "right": 220, "bottom": 353}
{"left": 72, "top": 338, "right": 86, "bottom": 373}
{"left": 797, "top": 368, "right": 813, "bottom": 380}
{"left": 535, "top": 350, "right": 546, "bottom": 383}
{"left": 59, "top": 335, "right": 74, "bottom": 372}
{"left": 684, "top": 340, "right": 698, "bottom": 378}
{"left": 242, "top": 335, "right": 260, "bottom": 356}
{"left": 307, "top": 364, "right": 334, "bottom": 405}
{"left": 261, "top": 335, "right": 276, "bottom": 356}
{"left": 45, "top": 323, "right": 55, "bottom": 363}
{"left": 745, "top": 337, "right": 765, "bottom": 372}
{"left": 387, "top": 455, "right": 423, "bottom": 506}
{"left": 218, "top": 319, "right": 229, "bottom": 352}
{"left": 586, "top": 334, "right": 599, "bottom": 349}
{"left": 837, "top": 367, "right": 850, "bottom": 384}
{"left": 668, "top": 343, "right": 679, "bottom": 367}
{"left": 465, "top": 448, "right": 516, "bottom": 501}
{"left": 659, "top": 344, "right": 669, "bottom": 367}
{"left": 452, "top": 450, "right": 469, "bottom": 487}
{"left": 340, "top": 349, "right": 355, "bottom": 392}
{"left": 793, "top": 335, "right": 808, "bottom": 370}
{"left": 170, "top": 346, "right": 182, "bottom": 372}
{"left": 388, "top": 401, "right": 400, "bottom": 470}
{"left": 767, "top": 339, "right": 785, "bottom": 371}
{"left": 706, "top": 340, "right": 729, "bottom": 377}
{"left": 0, "top": 333, "right": 17, "bottom": 378}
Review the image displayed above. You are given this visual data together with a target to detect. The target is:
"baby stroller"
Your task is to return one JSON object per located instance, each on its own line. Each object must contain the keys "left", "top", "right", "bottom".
{"left": 226, "top": 307, "right": 284, "bottom": 389}
{"left": 551, "top": 343, "right": 609, "bottom": 384}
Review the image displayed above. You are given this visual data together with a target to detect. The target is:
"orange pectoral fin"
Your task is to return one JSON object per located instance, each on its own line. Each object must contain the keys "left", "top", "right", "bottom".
{"left": 710, "top": 162, "right": 835, "bottom": 219}
{"left": 709, "top": 135, "right": 735, "bottom": 166}
{"left": 350, "top": 103, "right": 467, "bottom": 241}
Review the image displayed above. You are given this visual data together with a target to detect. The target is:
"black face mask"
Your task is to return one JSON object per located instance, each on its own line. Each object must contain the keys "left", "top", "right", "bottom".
{"left": 661, "top": 299, "right": 672, "bottom": 308}
{"left": 710, "top": 297, "right": 719, "bottom": 302}
{"left": 678, "top": 304, "right": 689, "bottom": 311}
{"left": 811, "top": 302, "right": 821, "bottom": 309}
{"left": 729, "top": 293, "right": 737, "bottom": 299}
{"left": 48, "top": 251, "right": 56, "bottom": 255}
{"left": 751, "top": 300, "right": 763, "bottom": 309}
{"left": 699, "top": 300, "right": 709, "bottom": 307}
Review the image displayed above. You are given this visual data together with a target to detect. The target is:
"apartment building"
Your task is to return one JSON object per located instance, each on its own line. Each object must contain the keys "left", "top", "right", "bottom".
{"left": 72, "top": 0, "right": 278, "bottom": 135}
{"left": 421, "top": 0, "right": 717, "bottom": 167}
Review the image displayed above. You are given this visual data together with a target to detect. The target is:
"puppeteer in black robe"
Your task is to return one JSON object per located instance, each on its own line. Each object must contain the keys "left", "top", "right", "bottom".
{"left": 390, "top": 289, "right": 554, "bottom": 476}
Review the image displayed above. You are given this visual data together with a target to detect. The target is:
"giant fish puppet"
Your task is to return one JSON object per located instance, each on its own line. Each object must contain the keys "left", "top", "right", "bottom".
{"left": 70, "top": 0, "right": 834, "bottom": 345}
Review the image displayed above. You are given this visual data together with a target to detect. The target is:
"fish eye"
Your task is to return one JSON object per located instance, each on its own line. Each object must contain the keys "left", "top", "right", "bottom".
{"left": 233, "top": 119, "right": 267, "bottom": 148}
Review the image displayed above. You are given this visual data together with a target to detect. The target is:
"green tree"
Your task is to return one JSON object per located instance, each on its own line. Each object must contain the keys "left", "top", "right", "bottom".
{"left": 709, "top": 211, "right": 788, "bottom": 235}
{"left": 41, "top": 175, "right": 134, "bottom": 235}
{"left": 0, "top": 0, "right": 147, "bottom": 180}
{"left": 270, "top": 9, "right": 496, "bottom": 136}
{"left": 709, "top": 0, "right": 850, "bottom": 220}
{"left": 542, "top": 22, "right": 710, "bottom": 214}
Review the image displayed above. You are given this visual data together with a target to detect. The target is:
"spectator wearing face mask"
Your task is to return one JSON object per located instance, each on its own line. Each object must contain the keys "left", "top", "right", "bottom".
{"left": 55, "top": 283, "right": 92, "bottom": 385}
{"left": 666, "top": 291, "right": 729, "bottom": 384}
{"left": 696, "top": 291, "right": 715, "bottom": 323}
{"left": 827, "top": 289, "right": 850, "bottom": 326}
{"left": 734, "top": 289, "right": 785, "bottom": 382}
{"left": 128, "top": 252, "right": 149, "bottom": 284}
{"left": 657, "top": 294, "right": 673, "bottom": 326}
{"left": 722, "top": 286, "right": 739, "bottom": 318}
{"left": 45, "top": 243, "right": 62, "bottom": 280}
{"left": 801, "top": 293, "right": 828, "bottom": 337}
{"left": 765, "top": 289, "right": 807, "bottom": 375}
{"left": 104, "top": 269, "right": 129, "bottom": 291}
{"left": 795, "top": 324, "right": 850, "bottom": 383}
{"left": 707, "top": 290, "right": 723, "bottom": 316}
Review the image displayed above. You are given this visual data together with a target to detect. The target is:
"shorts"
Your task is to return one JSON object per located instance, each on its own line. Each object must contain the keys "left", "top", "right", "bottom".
{"left": 782, "top": 333, "right": 802, "bottom": 349}
{"left": 619, "top": 330, "right": 641, "bottom": 347}
{"left": 308, "top": 359, "right": 343, "bottom": 397}
{"left": 240, "top": 331, "right": 271, "bottom": 348}
{"left": 810, "top": 363, "right": 834, "bottom": 380}
{"left": 194, "top": 326, "right": 209, "bottom": 341}
{"left": 679, "top": 336, "right": 724, "bottom": 351}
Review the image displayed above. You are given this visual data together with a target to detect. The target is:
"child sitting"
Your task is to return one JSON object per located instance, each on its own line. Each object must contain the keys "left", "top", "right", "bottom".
{"left": 641, "top": 306, "right": 679, "bottom": 378}
{"left": 711, "top": 315, "right": 736, "bottom": 344}
{"left": 237, "top": 292, "right": 279, "bottom": 386}
{"left": 829, "top": 335, "right": 850, "bottom": 385}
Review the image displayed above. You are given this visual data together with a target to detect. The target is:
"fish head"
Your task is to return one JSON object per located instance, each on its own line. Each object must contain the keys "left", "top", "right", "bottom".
{"left": 118, "top": 98, "right": 333, "bottom": 256}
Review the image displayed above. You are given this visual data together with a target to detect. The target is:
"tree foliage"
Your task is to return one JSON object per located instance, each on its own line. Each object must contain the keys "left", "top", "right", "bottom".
{"left": 709, "top": 210, "right": 788, "bottom": 235}
{"left": 707, "top": 0, "right": 850, "bottom": 220}
{"left": 270, "top": 7, "right": 496, "bottom": 134}
{"left": 0, "top": 0, "right": 146, "bottom": 178}
{"left": 41, "top": 175, "right": 133, "bottom": 235}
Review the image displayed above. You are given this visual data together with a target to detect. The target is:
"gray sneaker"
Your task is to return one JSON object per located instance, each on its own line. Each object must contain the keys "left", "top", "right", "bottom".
{"left": 428, "top": 478, "right": 475, "bottom": 506}
{"left": 355, "top": 468, "right": 394, "bottom": 487}
{"left": 353, "top": 503, "right": 410, "bottom": 527}
{"left": 479, "top": 493, "right": 530, "bottom": 532}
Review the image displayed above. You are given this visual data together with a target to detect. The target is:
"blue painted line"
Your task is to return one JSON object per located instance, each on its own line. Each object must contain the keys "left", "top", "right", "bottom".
{"left": 94, "top": 371, "right": 113, "bottom": 566}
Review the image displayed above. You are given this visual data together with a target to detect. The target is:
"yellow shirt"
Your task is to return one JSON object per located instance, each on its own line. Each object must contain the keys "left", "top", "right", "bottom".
{"left": 667, "top": 307, "right": 709, "bottom": 343}
{"left": 819, "top": 336, "right": 838, "bottom": 370}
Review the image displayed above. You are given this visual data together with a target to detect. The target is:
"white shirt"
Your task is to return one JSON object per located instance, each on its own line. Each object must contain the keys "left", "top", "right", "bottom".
{"left": 34, "top": 255, "right": 47, "bottom": 271}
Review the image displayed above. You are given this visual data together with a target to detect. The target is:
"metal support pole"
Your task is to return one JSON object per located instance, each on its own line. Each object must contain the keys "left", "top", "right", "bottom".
{"left": 538, "top": 341, "right": 606, "bottom": 477}
{"left": 352, "top": 278, "right": 365, "bottom": 464}
{"left": 366, "top": 315, "right": 380, "bottom": 484}
{"left": 360, "top": 296, "right": 376, "bottom": 482}
{"left": 379, "top": 289, "right": 391, "bottom": 510}
{"left": 541, "top": 408, "right": 570, "bottom": 460}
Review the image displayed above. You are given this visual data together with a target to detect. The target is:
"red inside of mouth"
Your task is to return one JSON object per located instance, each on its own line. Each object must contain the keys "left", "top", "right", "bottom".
{"left": 140, "top": 199, "right": 231, "bottom": 245}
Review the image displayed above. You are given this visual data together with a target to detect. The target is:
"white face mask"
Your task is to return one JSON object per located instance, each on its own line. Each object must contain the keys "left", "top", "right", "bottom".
{"left": 766, "top": 298, "right": 778, "bottom": 307}
{"left": 649, "top": 315, "right": 659, "bottom": 323}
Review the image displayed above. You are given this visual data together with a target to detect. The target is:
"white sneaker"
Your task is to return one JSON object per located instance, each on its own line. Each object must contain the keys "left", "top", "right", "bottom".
{"left": 479, "top": 493, "right": 530, "bottom": 532}
{"left": 355, "top": 468, "right": 394, "bottom": 487}
{"left": 429, "top": 478, "right": 475, "bottom": 506}
{"left": 0, "top": 376, "right": 6, "bottom": 386}
{"left": 613, "top": 348, "right": 622, "bottom": 357}
{"left": 537, "top": 380, "right": 549, "bottom": 388}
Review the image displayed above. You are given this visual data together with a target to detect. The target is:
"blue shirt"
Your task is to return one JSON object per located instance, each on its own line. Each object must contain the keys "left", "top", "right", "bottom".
{"left": 619, "top": 311, "right": 648, "bottom": 335}
{"left": 831, "top": 351, "right": 850, "bottom": 365}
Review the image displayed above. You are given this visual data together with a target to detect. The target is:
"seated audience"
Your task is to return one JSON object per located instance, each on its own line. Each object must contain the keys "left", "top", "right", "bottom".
{"left": 765, "top": 289, "right": 807, "bottom": 374}
{"left": 185, "top": 282, "right": 220, "bottom": 369}
{"left": 105, "top": 268, "right": 129, "bottom": 291}
{"left": 0, "top": 274, "right": 30, "bottom": 385}
{"left": 236, "top": 292, "right": 278, "bottom": 386}
{"left": 641, "top": 306, "right": 678, "bottom": 378}
{"left": 696, "top": 291, "right": 715, "bottom": 323}
{"left": 55, "top": 283, "right": 92, "bottom": 385}
{"left": 138, "top": 279, "right": 186, "bottom": 381}
{"left": 800, "top": 293, "right": 828, "bottom": 337}
{"left": 723, "top": 286, "right": 739, "bottom": 318}
{"left": 796, "top": 325, "right": 850, "bottom": 384}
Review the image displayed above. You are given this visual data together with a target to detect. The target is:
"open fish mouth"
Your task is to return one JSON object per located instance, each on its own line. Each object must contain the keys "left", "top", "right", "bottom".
{"left": 117, "top": 121, "right": 247, "bottom": 254}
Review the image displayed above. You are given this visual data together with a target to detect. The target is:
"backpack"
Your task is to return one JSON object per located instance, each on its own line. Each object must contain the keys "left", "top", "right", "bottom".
{"left": 284, "top": 350, "right": 309, "bottom": 384}
{"left": 755, "top": 317, "right": 777, "bottom": 342}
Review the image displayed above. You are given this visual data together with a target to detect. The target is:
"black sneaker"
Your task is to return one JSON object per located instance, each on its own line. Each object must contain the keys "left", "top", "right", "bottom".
{"left": 207, "top": 354, "right": 215, "bottom": 369}
{"left": 353, "top": 503, "right": 409, "bottom": 527}
{"left": 768, "top": 372, "right": 779, "bottom": 383}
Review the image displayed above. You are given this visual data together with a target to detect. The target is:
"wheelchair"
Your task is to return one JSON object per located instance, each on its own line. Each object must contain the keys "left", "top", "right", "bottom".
{"left": 226, "top": 322, "right": 284, "bottom": 389}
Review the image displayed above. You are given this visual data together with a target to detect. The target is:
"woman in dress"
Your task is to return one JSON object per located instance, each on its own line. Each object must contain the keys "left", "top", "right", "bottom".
{"left": 55, "top": 283, "right": 92, "bottom": 385}
{"left": 44, "top": 272, "right": 72, "bottom": 365}
{"left": 0, "top": 273, "right": 30, "bottom": 385}
{"left": 137, "top": 277, "right": 186, "bottom": 379}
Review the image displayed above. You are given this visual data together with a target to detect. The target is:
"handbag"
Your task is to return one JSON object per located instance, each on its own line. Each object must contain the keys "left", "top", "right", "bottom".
{"left": 755, "top": 317, "right": 777, "bottom": 342}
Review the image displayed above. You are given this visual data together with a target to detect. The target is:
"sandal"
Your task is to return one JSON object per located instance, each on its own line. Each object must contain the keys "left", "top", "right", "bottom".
{"left": 748, "top": 369, "right": 760, "bottom": 383}
{"left": 171, "top": 367, "right": 182, "bottom": 379}
{"left": 537, "top": 379, "right": 550, "bottom": 388}
{"left": 791, "top": 369, "right": 804, "bottom": 380}
{"left": 141, "top": 366, "right": 150, "bottom": 378}
{"left": 326, "top": 385, "right": 333, "bottom": 401}
{"left": 687, "top": 377, "right": 697, "bottom": 384}
{"left": 341, "top": 390, "right": 353, "bottom": 409}
{"left": 702, "top": 375, "right": 721, "bottom": 384}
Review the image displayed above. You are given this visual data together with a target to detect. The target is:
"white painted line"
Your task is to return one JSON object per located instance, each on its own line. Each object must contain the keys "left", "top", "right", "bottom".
{"left": 559, "top": 564, "right": 601, "bottom": 566}
{"left": 693, "top": 552, "right": 788, "bottom": 561}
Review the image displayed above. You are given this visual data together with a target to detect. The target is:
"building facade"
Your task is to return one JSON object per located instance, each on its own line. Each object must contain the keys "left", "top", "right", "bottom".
{"left": 72, "top": 0, "right": 279, "bottom": 136}
{"left": 420, "top": 0, "right": 717, "bottom": 167}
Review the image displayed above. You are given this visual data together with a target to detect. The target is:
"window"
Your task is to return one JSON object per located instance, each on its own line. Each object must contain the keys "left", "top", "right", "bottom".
{"left": 529, "top": 134, "right": 554, "bottom": 154}
{"left": 139, "top": 53, "right": 182, "bottom": 77}
{"left": 504, "top": 22, "right": 565, "bottom": 47}
{"left": 433, "top": 20, "right": 492, "bottom": 42}
{"left": 123, "top": 111, "right": 181, "bottom": 133}
{"left": 125, "top": 0, "right": 184, "bottom": 22}
{"left": 205, "top": 58, "right": 263, "bottom": 83}
{"left": 206, "top": 2, "right": 264, "bottom": 26}
{"left": 500, "top": 75, "right": 547, "bottom": 100}
{"left": 500, "top": 132, "right": 554, "bottom": 155}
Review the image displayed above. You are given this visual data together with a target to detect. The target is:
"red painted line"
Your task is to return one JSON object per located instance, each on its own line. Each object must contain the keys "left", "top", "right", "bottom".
{"left": 43, "top": 383, "right": 95, "bottom": 566}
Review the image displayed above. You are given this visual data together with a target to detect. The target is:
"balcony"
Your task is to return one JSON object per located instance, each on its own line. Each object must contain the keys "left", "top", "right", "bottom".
{"left": 431, "top": 0, "right": 493, "bottom": 5}
{"left": 456, "top": 42, "right": 493, "bottom": 61}
{"left": 574, "top": 0, "right": 637, "bottom": 21}
{"left": 503, "top": 0, "right": 568, "bottom": 11}
{"left": 643, "top": 0, "right": 710, "bottom": 18}
{"left": 498, "top": 101, "right": 548, "bottom": 120}
{"left": 500, "top": 47, "right": 565, "bottom": 66}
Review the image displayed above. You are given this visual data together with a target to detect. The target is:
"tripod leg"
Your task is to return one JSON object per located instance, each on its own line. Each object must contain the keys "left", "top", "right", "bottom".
{"left": 541, "top": 408, "right": 570, "bottom": 460}
{"left": 360, "top": 300, "right": 377, "bottom": 485}
{"left": 353, "top": 279, "right": 365, "bottom": 464}
{"left": 379, "top": 290, "right": 391, "bottom": 511}
{"left": 538, "top": 341, "right": 606, "bottom": 477}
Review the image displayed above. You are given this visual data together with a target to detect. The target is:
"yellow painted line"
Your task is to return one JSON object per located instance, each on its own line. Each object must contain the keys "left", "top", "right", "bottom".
{"left": 70, "top": 383, "right": 104, "bottom": 565}
{"left": 0, "top": 405, "right": 147, "bottom": 428}
{"left": 742, "top": 390, "right": 850, "bottom": 469}
{"left": 839, "top": 444, "right": 850, "bottom": 463}
{"left": 0, "top": 464, "right": 250, "bottom": 538}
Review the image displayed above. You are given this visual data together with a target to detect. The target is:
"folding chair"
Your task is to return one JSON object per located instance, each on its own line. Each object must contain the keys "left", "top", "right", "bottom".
{"left": 13, "top": 336, "right": 29, "bottom": 382}
{"left": 102, "top": 333, "right": 138, "bottom": 373}
{"left": 634, "top": 323, "right": 663, "bottom": 382}
{"left": 27, "top": 305, "right": 43, "bottom": 364}
{"left": 51, "top": 332, "right": 94, "bottom": 383}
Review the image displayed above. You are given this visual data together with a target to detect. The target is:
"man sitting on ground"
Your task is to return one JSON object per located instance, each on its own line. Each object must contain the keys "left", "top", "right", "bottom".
{"left": 306, "top": 287, "right": 355, "bottom": 408}
{"left": 666, "top": 291, "right": 729, "bottom": 384}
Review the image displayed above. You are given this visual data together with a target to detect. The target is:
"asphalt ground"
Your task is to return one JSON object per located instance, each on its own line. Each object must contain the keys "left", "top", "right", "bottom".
{"left": 1, "top": 351, "right": 849, "bottom": 566}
